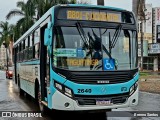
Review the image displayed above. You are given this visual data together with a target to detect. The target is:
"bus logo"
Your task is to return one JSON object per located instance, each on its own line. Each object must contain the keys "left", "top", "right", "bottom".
{"left": 97, "top": 80, "right": 109, "bottom": 84}
{"left": 101, "top": 87, "right": 107, "bottom": 93}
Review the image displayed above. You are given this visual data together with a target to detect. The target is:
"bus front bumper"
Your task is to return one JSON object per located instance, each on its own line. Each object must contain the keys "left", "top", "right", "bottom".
{"left": 51, "top": 87, "right": 139, "bottom": 111}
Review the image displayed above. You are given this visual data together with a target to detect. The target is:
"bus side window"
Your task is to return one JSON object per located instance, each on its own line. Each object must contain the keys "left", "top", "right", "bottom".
{"left": 19, "top": 42, "right": 22, "bottom": 61}
{"left": 32, "top": 31, "right": 35, "bottom": 59}
{"left": 24, "top": 38, "right": 28, "bottom": 60}
{"left": 35, "top": 43, "right": 40, "bottom": 59}
{"left": 27, "top": 36, "right": 30, "bottom": 60}
{"left": 28, "top": 33, "right": 34, "bottom": 60}
{"left": 17, "top": 44, "right": 19, "bottom": 62}
{"left": 22, "top": 40, "right": 25, "bottom": 61}
{"left": 34, "top": 28, "right": 40, "bottom": 59}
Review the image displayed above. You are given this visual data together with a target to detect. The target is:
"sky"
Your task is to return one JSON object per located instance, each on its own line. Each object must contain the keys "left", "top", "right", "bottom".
{"left": 1, "top": 0, "right": 160, "bottom": 24}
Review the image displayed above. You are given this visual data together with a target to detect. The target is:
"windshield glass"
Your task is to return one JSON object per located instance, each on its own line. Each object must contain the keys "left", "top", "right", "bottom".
{"left": 53, "top": 26, "right": 137, "bottom": 71}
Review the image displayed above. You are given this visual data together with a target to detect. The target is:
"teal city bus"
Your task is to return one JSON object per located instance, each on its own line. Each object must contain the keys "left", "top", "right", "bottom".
{"left": 13, "top": 4, "right": 139, "bottom": 112}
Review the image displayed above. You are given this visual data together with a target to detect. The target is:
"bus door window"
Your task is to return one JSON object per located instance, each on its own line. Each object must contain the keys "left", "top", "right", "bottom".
{"left": 46, "top": 46, "right": 50, "bottom": 87}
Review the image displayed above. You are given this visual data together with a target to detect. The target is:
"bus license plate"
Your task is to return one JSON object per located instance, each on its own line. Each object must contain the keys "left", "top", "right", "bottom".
{"left": 96, "top": 99, "right": 112, "bottom": 105}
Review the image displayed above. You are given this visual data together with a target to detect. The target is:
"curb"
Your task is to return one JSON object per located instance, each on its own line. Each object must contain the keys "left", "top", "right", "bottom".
{"left": 140, "top": 79, "right": 160, "bottom": 81}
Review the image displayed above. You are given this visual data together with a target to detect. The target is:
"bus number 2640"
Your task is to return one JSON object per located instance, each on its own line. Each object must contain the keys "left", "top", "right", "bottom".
{"left": 77, "top": 89, "right": 92, "bottom": 93}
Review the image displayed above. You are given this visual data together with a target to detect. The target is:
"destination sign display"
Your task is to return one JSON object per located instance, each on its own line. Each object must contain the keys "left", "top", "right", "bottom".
{"left": 57, "top": 8, "right": 123, "bottom": 23}
{"left": 67, "top": 10, "right": 121, "bottom": 22}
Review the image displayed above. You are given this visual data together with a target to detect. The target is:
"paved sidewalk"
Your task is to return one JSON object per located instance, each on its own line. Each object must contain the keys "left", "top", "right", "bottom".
{"left": 140, "top": 78, "right": 160, "bottom": 81}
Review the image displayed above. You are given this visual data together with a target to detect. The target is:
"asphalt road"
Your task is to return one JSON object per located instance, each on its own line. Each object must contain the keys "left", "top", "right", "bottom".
{"left": 0, "top": 70, "right": 160, "bottom": 120}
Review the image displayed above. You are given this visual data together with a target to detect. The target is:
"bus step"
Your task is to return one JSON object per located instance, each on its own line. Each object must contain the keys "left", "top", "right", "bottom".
{"left": 41, "top": 101, "right": 48, "bottom": 107}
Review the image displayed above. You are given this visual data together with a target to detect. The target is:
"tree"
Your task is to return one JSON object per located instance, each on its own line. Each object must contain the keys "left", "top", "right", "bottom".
{"left": 6, "top": 0, "right": 76, "bottom": 41}
{"left": 33, "top": 0, "right": 76, "bottom": 19}
{"left": 0, "top": 21, "right": 13, "bottom": 47}
{"left": 0, "top": 21, "right": 14, "bottom": 70}
{"left": 138, "top": 0, "right": 146, "bottom": 71}
{"left": 6, "top": 0, "right": 36, "bottom": 40}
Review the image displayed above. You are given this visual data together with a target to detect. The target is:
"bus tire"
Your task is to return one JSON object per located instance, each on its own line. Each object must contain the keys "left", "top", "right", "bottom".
{"left": 19, "top": 88, "right": 24, "bottom": 95}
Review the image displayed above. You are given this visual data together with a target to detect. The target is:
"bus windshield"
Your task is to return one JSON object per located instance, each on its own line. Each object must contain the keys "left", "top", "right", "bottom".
{"left": 53, "top": 26, "right": 137, "bottom": 71}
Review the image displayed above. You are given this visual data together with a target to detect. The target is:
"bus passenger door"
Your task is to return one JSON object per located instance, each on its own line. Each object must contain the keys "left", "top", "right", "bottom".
{"left": 40, "top": 25, "right": 49, "bottom": 102}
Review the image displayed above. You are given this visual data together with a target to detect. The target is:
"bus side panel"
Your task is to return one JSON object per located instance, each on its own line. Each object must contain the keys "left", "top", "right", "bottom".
{"left": 18, "top": 61, "right": 40, "bottom": 98}
{"left": 20, "top": 79, "right": 35, "bottom": 97}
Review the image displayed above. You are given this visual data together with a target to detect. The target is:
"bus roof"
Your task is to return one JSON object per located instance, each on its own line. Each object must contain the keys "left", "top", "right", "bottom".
{"left": 13, "top": 4, "right": 127, "bottom": 47}
{"left": 67, "top": 4, "right": 126, "bottom": 11}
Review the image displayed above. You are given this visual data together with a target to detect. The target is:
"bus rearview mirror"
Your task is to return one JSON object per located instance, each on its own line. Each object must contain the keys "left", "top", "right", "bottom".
{"left": 48, "top": 22, "right": 52, "bottom": 29}
{"left": 44, "top": 28, "right": 52, "bottom": 46}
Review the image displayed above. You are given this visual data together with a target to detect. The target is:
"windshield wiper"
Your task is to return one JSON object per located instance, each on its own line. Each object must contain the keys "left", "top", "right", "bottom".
{"left": 102, "top": 24, "right": 122, "bottom": 59}
{"left": 76, "top": 22, "right": 89, "bottom": 48}
{"left": 76, "top": 22, "right": 112, "bottom": 60}
{"left": 110, "top": 24, "right": 122, "bottom": 49}
{"left": 90, "top": 28, "right": 112, "bottom": 59}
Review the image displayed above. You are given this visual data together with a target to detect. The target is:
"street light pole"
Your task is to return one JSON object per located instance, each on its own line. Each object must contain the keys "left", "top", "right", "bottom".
{"left": 140, "top": 21, "right": 144, "bottom": 71}
{"left": 97, "top": 0, "right": 104, "bottom": 5}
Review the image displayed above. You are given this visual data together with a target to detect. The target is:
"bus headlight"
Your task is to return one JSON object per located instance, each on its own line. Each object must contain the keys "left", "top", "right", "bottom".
{"left": 65, "top": 87, "right": 72, "bottom": 97}
{"left": 129, "top": 85, "right": 135, "bottom": 95}
{"left": 129, "top": 82, "right": 138, "bottom": 95}
{"left": 54, "top": 81, "right": 73, "bottom": 98}
{"left": 135, "top": 82, "right": 138, "bottom": 90}
{"left": 55, "top": 82, "right": 63, "bottom": 91}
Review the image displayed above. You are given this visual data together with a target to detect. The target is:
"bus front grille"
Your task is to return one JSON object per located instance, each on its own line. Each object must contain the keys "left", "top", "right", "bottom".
{"left": 70, "top": 74, "right": 131, "bottom": 84}
{"left": 54, "top": 68, "right": 138, "bottom": 84}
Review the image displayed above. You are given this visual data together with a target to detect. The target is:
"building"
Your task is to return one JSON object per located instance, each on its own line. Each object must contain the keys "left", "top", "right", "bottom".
{"left": 137, "top": 3, "right": 160, "bottom": 71}
{"left": 149, "top": 7, "right": 160, "bottom": 71}
{"left": 0, "top": 45, "right": 6, "bottom": 69}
